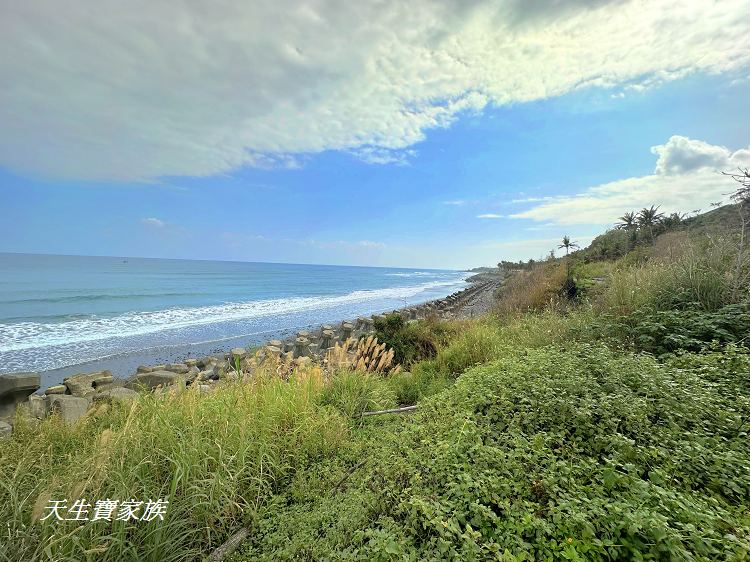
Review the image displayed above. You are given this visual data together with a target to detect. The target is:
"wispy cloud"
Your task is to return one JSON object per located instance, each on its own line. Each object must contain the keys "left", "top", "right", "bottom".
{"left": 141, "top": 217, "right": 165, "bottom": 228}
{"left": 443, "top": 200, "right": 466, "bottom": 206}
{"left": 2, "top": 2, "right": 748, "bottom": 180}
{"left": 510, "top": 196, "right": 555, "bottom": 204}
{"left": 477, "top": 213, "right": 504, "bottom": 219}
{"left": 355, "top": 240, "right": 386, "bottom": 249}
{"left": 351, "top": 147, "right": 416, "bottom": 166}
{"left": 303, "top": 239, "right": 386, "bottom": 250}
{"left": 524, "top": 223, "right": 558, "bottom": 231}
{"left": 221, "top": 232, "right": 385, "bottom": 251}
{"left": 511, "top": 136, "right": 750, "bottom": 226}
{"left": 478, "top": 235, "right": 596, "bottom": 260}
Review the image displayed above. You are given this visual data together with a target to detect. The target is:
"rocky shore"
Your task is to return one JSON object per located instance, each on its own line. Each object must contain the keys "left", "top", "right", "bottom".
{"left": 0, "top": 278, "right": 501, "bottom": 437}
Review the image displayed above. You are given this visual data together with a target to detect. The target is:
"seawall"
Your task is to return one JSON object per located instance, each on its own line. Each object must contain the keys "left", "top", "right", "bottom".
{"left": 0, "top": 278, "right": 502, "bottom": 437}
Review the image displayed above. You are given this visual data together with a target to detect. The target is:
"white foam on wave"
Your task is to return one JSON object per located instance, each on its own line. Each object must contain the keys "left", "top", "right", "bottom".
{"left": 0, "top": 278, "right": 467, "bottom": 352}
{"left": 384, "top": 271, "right": 465, "bottom": 278}
{"left": 386, "top": 271, "right": 435, "bottom": 277}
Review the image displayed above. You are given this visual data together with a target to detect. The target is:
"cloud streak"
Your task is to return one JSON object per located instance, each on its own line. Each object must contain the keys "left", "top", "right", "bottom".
{"left": 1, "top": 1, "right": 749, "bottom": 181}
{"left": 511, "top": 136, "right": 750, "bottom": 226}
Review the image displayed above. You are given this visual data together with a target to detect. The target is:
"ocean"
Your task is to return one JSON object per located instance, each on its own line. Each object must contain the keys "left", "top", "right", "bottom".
{"left": 0, "top": 253, "right": 468, "bottom": 386}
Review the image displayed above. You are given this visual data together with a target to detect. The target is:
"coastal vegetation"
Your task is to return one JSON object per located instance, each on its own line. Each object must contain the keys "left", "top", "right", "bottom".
{"left": 1, "top": 185, "right": 749, "bottom": 560}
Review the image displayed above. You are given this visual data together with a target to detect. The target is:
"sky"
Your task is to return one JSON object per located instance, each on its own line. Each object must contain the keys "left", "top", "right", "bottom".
{"left": 1, "top": 0, "right": 749, "bottom": 270}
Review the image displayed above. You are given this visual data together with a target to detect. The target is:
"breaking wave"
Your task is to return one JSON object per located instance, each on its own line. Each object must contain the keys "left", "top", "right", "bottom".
{"left": 0, "top": 278, "right": 465, "bottom": 353}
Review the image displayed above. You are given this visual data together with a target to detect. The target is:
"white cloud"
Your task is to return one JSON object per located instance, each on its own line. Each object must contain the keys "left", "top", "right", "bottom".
{"left": 512, "top": 136, "right": 750, "bottom": 226}
{"left": 351, "top": 147, "right": 415, "bottom": 166}
{"left": 141, "top": 217, "right": 165, "bottom": 228}
{"left": 524, "top": 222, "right": 558, "bottom": 231}
{"left": 477, "top": 213, "right": 504, "bottom": 219}
{"left": 443, "top": 200, "right": 466, "bottom": 206}
{"left": 356, "top": 240, "right": 386, "bottom": 249}
{"left": 1, "top": 1, "right": 749, "bottom": 181}
{"left": 651, "top": 136, "right": 738, "bottom": 175}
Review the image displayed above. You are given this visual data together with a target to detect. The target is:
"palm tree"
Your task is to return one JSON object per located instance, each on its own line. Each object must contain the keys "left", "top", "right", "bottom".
{"left": 637, "top": 205, "right": 665, "bottom": 241}
{"left": 558, "top": 235, "right": 579, "bottom": 256}
{"left": 616, "top": 211, "right": 637, "bottom": 230}
{"left": 558, "top": 236, "right": 580, "bottom": 299}
{"left": 661, "top": 212, "right": 687, "bottom": 229}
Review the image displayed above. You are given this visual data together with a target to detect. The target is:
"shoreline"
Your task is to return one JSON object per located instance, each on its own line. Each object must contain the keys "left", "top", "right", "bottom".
{"left": 34, "top": 275, "right": 503, "bottom": 392}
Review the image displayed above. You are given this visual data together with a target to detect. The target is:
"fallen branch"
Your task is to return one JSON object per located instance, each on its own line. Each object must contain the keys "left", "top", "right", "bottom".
{"left": 361, "top": 405, "right": 418, "bottom": 417}
{"left": 209, "top": 527, "right": 250, "bottom": 562}
{"left": 332, "top": 458, "right": 368, "bottom": 494}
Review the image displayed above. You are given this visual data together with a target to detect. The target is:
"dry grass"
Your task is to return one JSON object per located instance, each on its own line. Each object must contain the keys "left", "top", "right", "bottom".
{"left": 494, "top": 261, "right": 569, "bottom": 315}
{"left": 325, "top": 336, "right": 400, "bottom": 374}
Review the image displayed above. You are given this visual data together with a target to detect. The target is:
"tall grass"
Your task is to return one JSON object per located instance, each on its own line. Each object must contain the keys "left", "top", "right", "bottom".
{"left": 0, "top": 372, "right": 348, "bottom": 561}
{"left": 600, "top": 235, "right": 742, "bottom": 315}
{"left": 415, "top": 310, "right": 591, "bottom": 380}
{"left": 494, "top": 261, "right": 568, "bottom": 315}
{"left": 571, "top": 259, "right": 614, "bottom": 281}
{"left": 669, "top": 241, "right": 732, "bottom": 310}
{"left": 600, "top": 260, "right": 675, "bottom": 315}
{"left": 319, "top": 369, "right": 396, "bottom": 418}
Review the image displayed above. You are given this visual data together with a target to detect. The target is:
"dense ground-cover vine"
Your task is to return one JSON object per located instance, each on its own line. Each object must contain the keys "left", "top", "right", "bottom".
{"left": 587, "top": 302, "right": 750, "bottom": 356}
{"left": 237, "top": 345, "right": 750, "bottom": 561}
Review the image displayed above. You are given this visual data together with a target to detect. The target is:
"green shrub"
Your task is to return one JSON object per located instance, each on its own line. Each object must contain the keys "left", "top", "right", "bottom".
{"left": 585, "top": 228, "right": 632, "bottom": 259}
{"left": 373, "top": 314, "right": 456, "bottom": 366}
{"left": 665, "top": 343, "right": 750, "bottom": 392}
{"left": 589, "top": 302, "right": 750, "bottom": 355}
{"left": 387, "top": 364, "right": 451, "bottom": 405}
{"left": 239, "top": 345, "right": 750, "bottom": 561}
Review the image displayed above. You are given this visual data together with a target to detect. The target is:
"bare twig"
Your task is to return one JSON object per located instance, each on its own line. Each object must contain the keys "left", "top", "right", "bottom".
{"left": 332, "top": 458, "right": 368, "bottom": 494}
{"left": 361, "top": 405, "right": 418, "bottom": 417}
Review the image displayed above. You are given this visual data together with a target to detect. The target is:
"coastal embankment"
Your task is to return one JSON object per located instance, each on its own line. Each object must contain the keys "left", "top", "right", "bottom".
{"left": 0, "top": 256, "right": 472, "bottom": 380}
{"left": 0, "top": 274, "right": 503, "bottom": 436}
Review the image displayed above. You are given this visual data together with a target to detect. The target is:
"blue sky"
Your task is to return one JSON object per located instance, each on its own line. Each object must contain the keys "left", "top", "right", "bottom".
{"left": 1, "top": 1, "right": 749, "bottom": 269}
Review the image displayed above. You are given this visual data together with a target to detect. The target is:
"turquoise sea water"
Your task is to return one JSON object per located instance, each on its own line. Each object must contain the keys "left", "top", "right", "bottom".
{"left": 0, "top": 253, "right": 467, "bottom": 376}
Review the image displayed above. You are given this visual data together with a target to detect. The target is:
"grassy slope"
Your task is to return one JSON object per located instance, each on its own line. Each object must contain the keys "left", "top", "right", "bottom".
{"left": 683, "top": 202, "right": 747, "bottom": 232}
{"left": 232, "top": 211, "right": 750, "bottom": 560}
{"left": 0, "top": 373, "right": 350, "bottom": 562}
{"left": 233, "top": 324, "right": 750, "bottom": 561}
